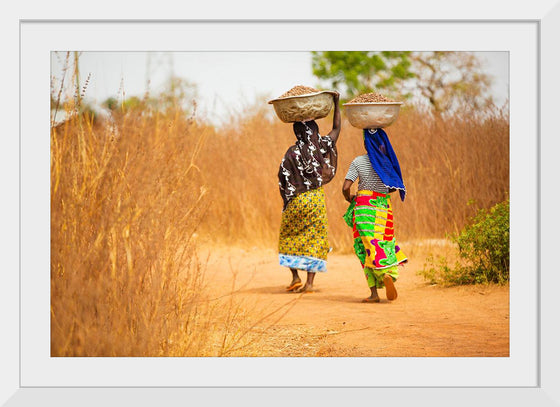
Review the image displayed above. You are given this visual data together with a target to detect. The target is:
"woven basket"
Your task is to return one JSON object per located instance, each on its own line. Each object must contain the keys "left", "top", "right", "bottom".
{"left": 268, "top": 91, "right": 336, "bottom": 123}
{"left": 343, "top": 102, "right": 403, "bottom": 129}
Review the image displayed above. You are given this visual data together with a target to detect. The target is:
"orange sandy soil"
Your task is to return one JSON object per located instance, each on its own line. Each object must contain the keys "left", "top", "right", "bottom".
{"left": 199, "top": 244, "right": 509, "bottom": 357}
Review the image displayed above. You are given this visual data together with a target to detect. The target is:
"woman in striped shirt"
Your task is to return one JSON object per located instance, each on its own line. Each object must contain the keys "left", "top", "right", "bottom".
{"left": 342, "top": 128, "right": 408, "bottom": 303}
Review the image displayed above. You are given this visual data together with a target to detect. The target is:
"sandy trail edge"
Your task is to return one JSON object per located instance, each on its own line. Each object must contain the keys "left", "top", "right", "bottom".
{"left": 196, "top": 245, "right": 509, "bottom": 357}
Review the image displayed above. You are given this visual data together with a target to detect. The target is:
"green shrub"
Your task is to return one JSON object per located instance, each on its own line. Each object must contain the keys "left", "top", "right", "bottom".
{"left": 419, "top": 199, "right": 509, "bottom": 285}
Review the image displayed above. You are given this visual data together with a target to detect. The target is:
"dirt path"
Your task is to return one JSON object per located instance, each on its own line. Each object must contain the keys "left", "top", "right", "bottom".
{"left": 201, "top": 245, "right": 509, "bottom": 357}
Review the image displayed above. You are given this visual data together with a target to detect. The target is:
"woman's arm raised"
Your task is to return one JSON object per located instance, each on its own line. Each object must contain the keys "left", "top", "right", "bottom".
{"left": 327, "top": 92, "right": 341, "bottom": 143}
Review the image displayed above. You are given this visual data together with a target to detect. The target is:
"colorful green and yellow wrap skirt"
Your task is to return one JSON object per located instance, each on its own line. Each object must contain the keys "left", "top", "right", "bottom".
{"left": 278, "top": 187, "right": 329, "bottom": 272}
{"left": 343, "top": 190, "right": 407, "bottom": 288}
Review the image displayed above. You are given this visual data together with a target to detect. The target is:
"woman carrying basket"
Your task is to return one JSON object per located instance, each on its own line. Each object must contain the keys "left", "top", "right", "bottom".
{"left": 278, "top": 92, "right": 341, "bottom": 293}
{"left": 342, "top": 127, "right": 408, "bottom": 302}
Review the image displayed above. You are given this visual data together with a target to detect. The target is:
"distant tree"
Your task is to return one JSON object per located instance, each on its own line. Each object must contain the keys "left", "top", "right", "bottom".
{"left": 102, "top": 96, "right": 119, "bottom": 111}
{"left": 311, "top": 51, "right": 414, "bottom": 101}
{"left": 311, "top": 51, "right": 493, "bottom": 112}
{"left": 159, "top": 75, "right": 197, "bottom": 111}
{"left": 103, "top": 96, "right": 143, "bottom": 112}
{"left": 102, "top": 76, "right": 197, "bottom": 115}
{"left": 408, "top": 51, "right": 493, "bottom": 112}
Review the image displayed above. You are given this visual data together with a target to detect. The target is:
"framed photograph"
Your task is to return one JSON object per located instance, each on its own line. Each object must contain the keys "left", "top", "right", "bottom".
{"left": 4, "top": 1, "right": 558, "bottom": 405}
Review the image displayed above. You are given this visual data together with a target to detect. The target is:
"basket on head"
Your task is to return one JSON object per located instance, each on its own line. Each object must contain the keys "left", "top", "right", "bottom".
{"left": 343, "top": 102, "right": 403, "bottom": 129}
{"left": 268, "top": 90, "right": 336, "bottom": 123}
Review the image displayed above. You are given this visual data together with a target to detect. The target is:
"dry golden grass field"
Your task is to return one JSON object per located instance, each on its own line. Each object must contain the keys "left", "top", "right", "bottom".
{"left": 51, "top": 100, "right": 509, "bottom": 357}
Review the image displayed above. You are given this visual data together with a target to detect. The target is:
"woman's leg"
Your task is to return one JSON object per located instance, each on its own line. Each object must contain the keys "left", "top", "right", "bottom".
{"left": 383, "top": 274, "right": 398, "bottom": 301}
{"left": 364, "top": 286, "right": 380, "bottom": 302}
{"left": 294, "top": 271, "right": 315, "bottom": 293}
{"left": 362, "top": 266, "right": 398, "bottom": 301}
{"left": 381, "top": 266, "right": 399, "bottom": 300}
{"left": 362, "top": 267, "right": 380, "bottom": 303}
{"left": 290, "top": 268, "right": 300, "bottom": 283}
{"left": 286, "top": 268, "right": 302, "bottom": 291}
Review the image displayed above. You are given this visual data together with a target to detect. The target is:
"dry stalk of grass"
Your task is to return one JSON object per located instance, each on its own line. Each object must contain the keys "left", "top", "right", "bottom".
{"left": 51, "top": 104, "right": 232, "bottom": 356}
{"left": 196, "top": 104, "right": 509, "bottom": 252}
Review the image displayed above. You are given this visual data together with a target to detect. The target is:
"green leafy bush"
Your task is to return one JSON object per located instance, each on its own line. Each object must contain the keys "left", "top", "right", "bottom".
{"left": 419, "top": 199, "right": 509, "bottom": 285}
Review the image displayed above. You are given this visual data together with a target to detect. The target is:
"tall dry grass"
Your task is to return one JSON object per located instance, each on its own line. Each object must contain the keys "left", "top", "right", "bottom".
{"left": 51, "top": 84, "right": 508, "bottom": 356}
{"left": 50, "top": 104, "right": 265, "bottom": 356}
{"left": 198, "top": 104, "right": 509, "bottom": 252}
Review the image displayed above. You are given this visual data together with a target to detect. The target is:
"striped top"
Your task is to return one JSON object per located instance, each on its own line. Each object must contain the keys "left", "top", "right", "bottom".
{"left": 345, "top": 154, "right": 389, "bottom": 193}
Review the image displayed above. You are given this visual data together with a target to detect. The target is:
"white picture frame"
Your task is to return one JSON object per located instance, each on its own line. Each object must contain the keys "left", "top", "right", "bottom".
{"left": 4, "top": 0, "right": 559, "bottom": 405}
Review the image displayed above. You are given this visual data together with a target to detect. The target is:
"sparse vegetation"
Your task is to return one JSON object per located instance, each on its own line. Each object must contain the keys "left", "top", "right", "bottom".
{"left": 419, "top": 199, "right": 510, "bottom": 285}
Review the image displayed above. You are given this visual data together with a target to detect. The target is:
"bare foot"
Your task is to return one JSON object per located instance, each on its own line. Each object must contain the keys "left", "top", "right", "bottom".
{"left": 383, "top": 274, "right": 398, "bottom": 300}
{"left": 362, "top": 286, "right": 380, "bottom": 303}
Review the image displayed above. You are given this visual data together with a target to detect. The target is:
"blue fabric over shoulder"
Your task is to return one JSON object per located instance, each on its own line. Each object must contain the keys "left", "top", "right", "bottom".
{"left": 363, "top": 128, "right": 406, "bottom": 201}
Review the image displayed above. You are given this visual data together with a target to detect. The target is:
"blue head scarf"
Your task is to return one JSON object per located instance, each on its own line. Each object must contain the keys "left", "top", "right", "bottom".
{"left": 364, "top": 128, "right": 406, "bottom": 201}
